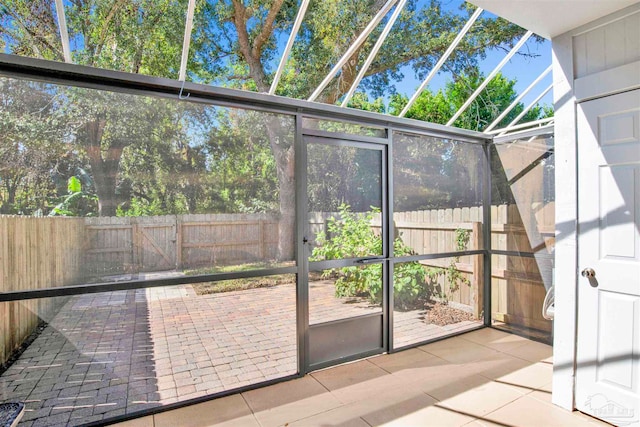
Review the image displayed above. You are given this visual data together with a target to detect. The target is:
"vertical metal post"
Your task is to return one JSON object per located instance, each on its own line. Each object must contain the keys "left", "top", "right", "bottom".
{"left": 483, "top": 141, "right": 493, "bottom": 327}
{"left": 387, "top": 128, "right": 395, "bottom": 352}
{"left": 294, "top": 111, "right": 309, "bottom": 374}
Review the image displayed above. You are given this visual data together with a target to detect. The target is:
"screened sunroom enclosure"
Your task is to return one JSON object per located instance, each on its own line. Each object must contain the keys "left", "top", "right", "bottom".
{"left": 0, "top": 53, "right": 554, "bottom": 426}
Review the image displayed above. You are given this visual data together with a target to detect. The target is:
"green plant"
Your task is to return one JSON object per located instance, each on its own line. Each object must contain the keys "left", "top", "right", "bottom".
{"left": 446, "top": 228, "right": 471, "bottom": 292}
{"left": 48, "top": 176, "right": 98, "bottom": 217}
{"left": 311, "top": 204, "right": 428, "bottom": 309}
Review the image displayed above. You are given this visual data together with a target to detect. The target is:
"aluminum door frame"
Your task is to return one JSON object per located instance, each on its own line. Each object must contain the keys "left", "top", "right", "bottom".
{"left": 297, "top": 125, "right": 391, "bottom": 373}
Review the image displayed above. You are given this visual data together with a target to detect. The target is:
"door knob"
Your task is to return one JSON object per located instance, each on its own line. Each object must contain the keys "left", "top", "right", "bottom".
{"left": 581, "top": 268, "right": 596, "bottom": 278}
{"left": 581, "top": 268, "right": 599, "bottom": 287}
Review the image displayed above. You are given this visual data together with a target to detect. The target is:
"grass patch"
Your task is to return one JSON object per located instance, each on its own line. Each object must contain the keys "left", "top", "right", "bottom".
{"left": 186, "top": 262, "right": 296, "bottom": 295}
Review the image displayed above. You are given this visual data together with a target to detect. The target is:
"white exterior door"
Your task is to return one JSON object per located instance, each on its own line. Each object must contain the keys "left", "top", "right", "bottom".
{"left": 576, "top": 89, "right": 640, "bottom": 426}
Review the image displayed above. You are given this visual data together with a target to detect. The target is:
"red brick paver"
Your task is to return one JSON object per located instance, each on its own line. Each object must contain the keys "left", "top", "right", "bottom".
{"left": 0, "top": 279, "right": 479, "bottom": 426}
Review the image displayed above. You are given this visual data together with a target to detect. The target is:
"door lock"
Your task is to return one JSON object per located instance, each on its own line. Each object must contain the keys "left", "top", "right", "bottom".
{"left": 581, "top": 268, "right": 596, "bottom": 278}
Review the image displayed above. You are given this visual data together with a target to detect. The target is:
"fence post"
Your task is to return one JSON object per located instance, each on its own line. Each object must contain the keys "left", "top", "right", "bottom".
{"left": 259, "top": 220, "right": 265, "bottom": 260}
{"left": 130, "top": 219, "right": 139, "bottom": 274}
{"left": 175, "top": 216, "right": 183, "bottom": 269}
{"left": 472, "top": 221, "right": 484, "bottom": 320}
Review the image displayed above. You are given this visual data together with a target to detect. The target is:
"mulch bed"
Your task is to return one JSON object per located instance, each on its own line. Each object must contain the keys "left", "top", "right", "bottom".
{"left": 423, "top": 300, "right": 474, "bottom": 326}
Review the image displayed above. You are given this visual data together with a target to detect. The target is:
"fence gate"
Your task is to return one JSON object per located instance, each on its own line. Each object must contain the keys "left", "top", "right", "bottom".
{"left": 137, "top": 220, "right": 177, "bottom": 272}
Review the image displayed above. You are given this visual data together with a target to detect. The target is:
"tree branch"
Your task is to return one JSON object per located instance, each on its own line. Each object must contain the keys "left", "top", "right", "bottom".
{"left": 251, "top": 0, "right": 284, "bottom": 59}
{"left": 94, "top": 0, "right": 128, "bottom": 60}
{"left": 230, "top": 0, "right": 268, "bottom": 92}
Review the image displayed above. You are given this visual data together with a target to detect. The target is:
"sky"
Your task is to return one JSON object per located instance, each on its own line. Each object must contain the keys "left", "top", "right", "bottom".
{"left": 379, "top": 0, "right": 553, "bottom": 109}
{"left": 1, "top": 0, "right": 554, "bottom": 111}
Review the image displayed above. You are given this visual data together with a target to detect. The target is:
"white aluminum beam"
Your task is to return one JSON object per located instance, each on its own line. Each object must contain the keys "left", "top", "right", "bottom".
{"left": 270, "top": 0, "right": 310, "bottom": 95}
{"left": 484, "top": 64, "right": 552, "bottom": 132}
{"left": 487, "top": 116, "right": 554, "bottom": 135}
{"left": 179, "top": 0, "right": 197, "bottom": 82}
{"left": 54, "top": 0, "right": 72, "bottom": 63}
{"left": 446, "top": 30, "right": 533, "bottom": 127}
{"left": 498, "top": 83, "right": 553, "bottom": 135}
{"left": 341, "top": 0, "right": 408, "bottom": 107}
{"left": 399, "top": 7, "right": 483, "bottom": 117}
{"left": 492, "top": 123, "right": 554, "bottom": 144}
{"left": 308, "top": 0, "right": 398, "bottom": 102}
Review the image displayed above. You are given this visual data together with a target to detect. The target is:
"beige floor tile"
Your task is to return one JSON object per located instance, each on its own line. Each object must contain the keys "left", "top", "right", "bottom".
{"left": 485, "top": 395, "right": 605, "bottom": 427}
{"left": 419, "top": 337, "right": 500, "bottom": 364}
{"left": 460, "top": 328, "right": 530, "bottom": 353}
{"left": 493, "top": 362, "right": 553, "bottom": 391}
{"left": 320, "top": 365, "right": 425, "bottom": 404}
{"left": 351, "top": 386, "right": 441, "bottom": 426}
{"left": 462, "top": 418, "right": 509, "bottom": 427}
{"left": 406, "top": 363, "right": 492, "bottom": 402}
{"left": 292, "top": 383, "right": 437, "bottom": 426}
{"left": 572, "top": 410, "right": 614, "bottom": 426}
{"left": 368, "top": 348, "right": 445, "bottom": 373}
{"left": 537, "top": 381, "right": 552, "bottom": 393}
{"left": 287, "top": 405, "right": 371, "bottom": 427}
{"left": 464, "top": 352, "right": 532, "bottom": 381}
{"left": 311, "top": 360, "right": 389, "bottom": 391}
{"left": 437, "top": 381, "right": 527, "bottom": 417}
{"left": 376, "top": 353, "right": 452, "bottom": 388}
{"left": 154, "top": 395, "right": 258, "bottom": 427}
{"left": 366, "top": 404, "right": 476, "bottom": 427}
{"left": 528, "top": 389, "right": 552, "bottom": 404}
{"left": 501, "top": 340, "right": 552, "bottom": 363}
{"left": 112, "top": 416, "right": 154, "bottom": 427}
{"left": 242, "top": 376, "right": 342, "bottom": 427}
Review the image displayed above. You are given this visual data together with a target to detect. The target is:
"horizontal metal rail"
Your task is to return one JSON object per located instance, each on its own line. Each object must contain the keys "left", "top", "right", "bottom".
{"left": 0, "top": 266, "right": 298, "bottom": 302}
{"left": 0, "top": 53, "right": 489, "bottom": 142}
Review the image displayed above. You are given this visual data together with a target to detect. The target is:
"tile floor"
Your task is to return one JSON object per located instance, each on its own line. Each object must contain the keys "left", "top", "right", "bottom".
{"left": 113, "top": 328, "right": 607, "bottom": 427}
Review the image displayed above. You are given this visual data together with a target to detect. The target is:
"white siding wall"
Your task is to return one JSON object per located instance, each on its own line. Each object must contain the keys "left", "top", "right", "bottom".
{"left": 573, "top": 11, "right": 640, "bottom": 79}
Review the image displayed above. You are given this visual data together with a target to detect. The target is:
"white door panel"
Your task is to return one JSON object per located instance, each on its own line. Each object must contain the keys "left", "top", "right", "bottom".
{"left": 576, "top": 89, "right": 640, "bottom": 427}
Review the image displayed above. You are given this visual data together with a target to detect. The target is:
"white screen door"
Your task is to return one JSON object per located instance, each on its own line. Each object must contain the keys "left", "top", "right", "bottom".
{"left": 576, "top": 89, "right": 640, "bottom": 426}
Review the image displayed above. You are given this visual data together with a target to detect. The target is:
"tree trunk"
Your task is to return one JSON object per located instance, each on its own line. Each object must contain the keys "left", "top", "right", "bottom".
{"left": 80, "top": 118, "right": 123, "bottom": 217}
{"left": 265, "top": 120, "right": 296, "bottom": 261}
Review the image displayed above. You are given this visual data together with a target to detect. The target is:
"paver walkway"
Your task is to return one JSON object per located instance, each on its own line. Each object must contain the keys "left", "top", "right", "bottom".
{"left": 0, "top": 279, "right": 479, "bottom": 426}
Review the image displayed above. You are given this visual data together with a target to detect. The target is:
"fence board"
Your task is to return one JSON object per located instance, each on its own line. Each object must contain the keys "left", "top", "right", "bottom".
{"left": 0, "top": 216, "right": 84, "bottom": 365}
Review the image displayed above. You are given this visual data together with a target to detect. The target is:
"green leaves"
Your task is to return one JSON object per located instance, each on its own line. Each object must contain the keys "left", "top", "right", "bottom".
{"left": 311, "top": 203, "right": 429, "bottom": 309}
{"left": 49, "top": 176, "right": 98, "bottom": 217}
{"left": 390, "top": 70, "right": 547, "bottom": 131}
{"left": 67, "top": 176, "right": 82, "bottom": 194}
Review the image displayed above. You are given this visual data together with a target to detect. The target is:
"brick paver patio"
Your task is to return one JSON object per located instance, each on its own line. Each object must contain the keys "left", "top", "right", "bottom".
{"left": 0, "top": 278, "right": 479, "bottom": 426}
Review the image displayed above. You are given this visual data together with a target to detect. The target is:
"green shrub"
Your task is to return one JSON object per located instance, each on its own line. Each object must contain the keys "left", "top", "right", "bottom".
{"left": 311, "top": 204, "right": 429, "bottom": 309}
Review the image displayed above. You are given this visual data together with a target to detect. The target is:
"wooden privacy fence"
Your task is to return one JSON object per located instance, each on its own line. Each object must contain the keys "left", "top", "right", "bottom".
{"left": 84, "top": 214, "right": 279, "bottom": 275}
{"left": 308, "top": 205, "right": 553, "bottom": 332}
{"left": 0, "top": 216, "right": 85, "bottom": 365}
{"left": 392, "top": 204, "right": 554, "bottom": 333}
{"left": 491, "top": 203, "right": 555, "bottom": 334}
{"left": 0, "top": 202, "right": 553, "bottom": 365}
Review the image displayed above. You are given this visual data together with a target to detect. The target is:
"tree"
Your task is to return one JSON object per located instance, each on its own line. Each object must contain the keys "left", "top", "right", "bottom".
{"left": 1, "top": 0, "right": 539, "bottom": 259}
{"left": 387, "top": 71, "right": 549, "bottom": 211}
{"left": 189, "top": 0, "right": 534, "bottom": 258}
{"left": 389, "top": 70, "right": 545, "bottom": 130}
{"left": 0, "top": 78, "right": 67, "bottom": 214}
